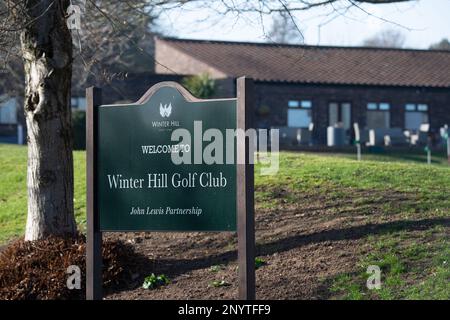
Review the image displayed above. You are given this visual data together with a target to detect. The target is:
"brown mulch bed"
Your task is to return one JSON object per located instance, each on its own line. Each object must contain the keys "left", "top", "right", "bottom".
{"left": 0, "top": 234, "right": 138, "bottom": 300}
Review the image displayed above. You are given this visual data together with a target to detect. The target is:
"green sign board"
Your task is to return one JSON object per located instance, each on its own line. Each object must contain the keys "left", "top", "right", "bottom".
{"left": 87, "top": 78, "right": 255, "bottom": 300}
{"left": 96, "top": 84, "right": 237, "bottom": 231}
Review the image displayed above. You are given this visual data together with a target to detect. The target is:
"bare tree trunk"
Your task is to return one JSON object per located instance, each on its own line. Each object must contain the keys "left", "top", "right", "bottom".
{"left": 21, "top": 0, "right": 76, "bottom": 241}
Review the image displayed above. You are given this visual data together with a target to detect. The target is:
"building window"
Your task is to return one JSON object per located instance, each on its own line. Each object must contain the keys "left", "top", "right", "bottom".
{"left": 0, "top": 96, "right": 17, "bottom": 124}
{"left": 71, "top": 97, "right": 86, "bottom": 110}
{"left": 404, "top": 103, "right": 429, "bottom": 130}
{"left": 300, "top": 100, "right": 312, "bottom": 108}
{"left": 367, "top": 103, "right": 377, "bottom": 110}
{"left": 329, "top": 102, "right": 351, "bottom": 130}
{"left": 366, "top": 102, "right": 390, "bottom": 129}
{"left": 417, "top": 104, "right": 428, "bottom": 112}
{"left": 379, "top": 103, "right": 390, "bottom": 111}
{"left": 288, "top": 100, "right": 299, "bottom": 108}
{"left": 287, "top": 100, "right": 312, "bottom": 128}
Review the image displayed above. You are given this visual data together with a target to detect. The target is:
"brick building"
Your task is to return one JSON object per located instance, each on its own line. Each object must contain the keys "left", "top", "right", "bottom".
{"left": 155, "top": 37, "right": 450, "bottom": 146}
{"left": 0, "top": 71, "right": 186, "bottom": 144}
{"left": 3, "top": 37, "right": 450, "bottom": 146}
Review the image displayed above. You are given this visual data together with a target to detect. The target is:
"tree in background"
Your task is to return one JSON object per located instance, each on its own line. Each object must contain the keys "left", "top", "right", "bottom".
{"left": 429, "top": 38, "right": 450, "bottom": 51}
{"left": 362, "top": 29, "right": 406, "bottom": 48}
{"left": 70, "top": 0, "right": 159, "bottom": 92}
{"left": 267, "top": 11, "right": 304, "bottom": 45}
{"left": 182, "top": 73, "right": 216, "bottom": 99}
{"left": 0, "top": 1, "right": 159, "bottom": 101}
{"left": 0, "top": 0, "right": 415, "bottom": 241}
{"left": 0, "top": 0, "right": 158, "bottom": 241}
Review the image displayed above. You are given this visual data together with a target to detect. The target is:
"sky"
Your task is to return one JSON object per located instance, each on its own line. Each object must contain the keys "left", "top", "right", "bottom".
{"left": 158, "top": 0, "right": 450, "bottom": 49}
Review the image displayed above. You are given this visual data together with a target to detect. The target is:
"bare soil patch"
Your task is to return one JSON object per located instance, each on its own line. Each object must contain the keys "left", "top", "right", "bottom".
{"left": 1, "top": 186, "right": 445, "bottom": 300}
{"left": 105, "top": 187, "right": 447, "bottom": 300}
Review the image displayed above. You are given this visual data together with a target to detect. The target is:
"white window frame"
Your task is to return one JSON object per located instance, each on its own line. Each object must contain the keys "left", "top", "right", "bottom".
{"left": 287, "top": 99, "right": 312, "bottom": 128}
{"left": 404, "top": 103, "right": 429, "bottom": 130}
{"left": 366, "top": 102, "right": 391, "bottom": 129}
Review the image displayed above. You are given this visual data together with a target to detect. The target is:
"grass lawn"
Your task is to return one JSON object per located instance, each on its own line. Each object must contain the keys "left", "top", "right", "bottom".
{"left": 254, "top": 151, "right": 449, "bottom": 299}
{"left": 0, "top": 144, "right": 86, "bottom": 243}
{"left": 0, "top": 143, "right": 449, "bottom": 299}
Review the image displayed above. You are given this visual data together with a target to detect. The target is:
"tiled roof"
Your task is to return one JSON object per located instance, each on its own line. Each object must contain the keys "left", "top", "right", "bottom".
{"left": 158, "top": 37, "right": 450, "bottom": 88}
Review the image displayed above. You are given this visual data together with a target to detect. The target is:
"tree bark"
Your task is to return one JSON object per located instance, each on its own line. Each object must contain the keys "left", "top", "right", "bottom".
{"left": 21, "top": 0, "right": 76, "bottom": 241}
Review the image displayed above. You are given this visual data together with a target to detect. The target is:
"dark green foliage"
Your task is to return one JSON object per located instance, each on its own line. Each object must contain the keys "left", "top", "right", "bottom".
{"left": 255, "top": 257, "right": 266, "bottom": 269}
{"left": 142, "top": 273, "right": 169, "bottom": 289}
{"left": 182, "top": 73, "right": 216, "bottom": 99}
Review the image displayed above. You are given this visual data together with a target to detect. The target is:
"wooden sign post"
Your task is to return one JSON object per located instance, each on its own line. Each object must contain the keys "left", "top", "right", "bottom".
{"left": 237, "top": 77, "right": 255, "bottom": 300}
{"left": 86, "top": 87, "right": 102, "bottom": 300}
{"left": 86, "top": 77, "right": 255, "bottom": 300}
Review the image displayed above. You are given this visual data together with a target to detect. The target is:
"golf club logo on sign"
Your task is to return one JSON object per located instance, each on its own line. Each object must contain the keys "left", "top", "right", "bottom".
{"left": 159, "top": 103, "right": 172, "bottom": 118}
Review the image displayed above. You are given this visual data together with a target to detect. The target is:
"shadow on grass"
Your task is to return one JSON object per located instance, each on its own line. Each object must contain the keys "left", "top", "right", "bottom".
{"left": 380, "top": 153, "right": 444, "bottom": 165}
{"left": 111, "top": 217, "right": 449, "bottom": 294}
{"left": 322, "top": 150, "right": 448, "bottom": 165}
